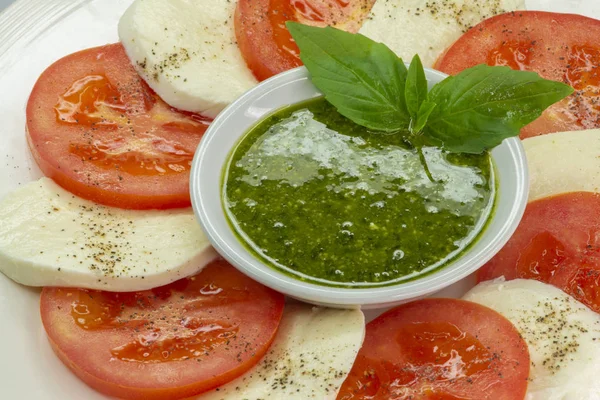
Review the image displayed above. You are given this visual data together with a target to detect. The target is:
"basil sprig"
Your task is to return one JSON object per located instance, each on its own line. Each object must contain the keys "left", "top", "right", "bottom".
{"left": 405, "top": 54, "right": 428, "bottom": 122}
{"left": 287, "top": 22, "right": 573, "bottom": 154}
{"left": 286, "top": 21, "right": 409, "bottom": 132}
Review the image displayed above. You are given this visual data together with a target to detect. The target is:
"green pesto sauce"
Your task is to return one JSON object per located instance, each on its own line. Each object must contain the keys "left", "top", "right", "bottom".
{"left": 223, "top": 98, "right": 495, "bottom": 287}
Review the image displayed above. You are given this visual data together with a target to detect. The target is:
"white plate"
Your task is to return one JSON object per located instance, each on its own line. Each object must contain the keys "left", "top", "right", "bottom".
{"left": 0, "top": 0, "right": 597, "bottom": 398}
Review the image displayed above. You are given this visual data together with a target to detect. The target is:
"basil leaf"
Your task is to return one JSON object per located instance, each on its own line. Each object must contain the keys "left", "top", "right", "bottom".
{"left": 424, "top": 64, "right": 574, "bottom": 154}
{"left": 405, "top": 55, "right": 428, "bottom": 120}
{"left": 287, "top": 22, "right": 410, "bottom": 132}
{"left": 413, "top": 101, "right": 437, "bottom": 134}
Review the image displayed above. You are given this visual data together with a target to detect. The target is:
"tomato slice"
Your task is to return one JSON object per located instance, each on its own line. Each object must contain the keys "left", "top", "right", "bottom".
{"left": 235, "top": 0, "right": 374, "bottom": 81}
{"left": 40, "top": 258, "right": 285, "bottom": 400}
{"left": 434, "top": 11, "right": 600, "bottom": 139}
{"left": 26, "top": 43, "right": 210, "bottom": 209}
{"left": 478, "top": 191, "right": 600, "bottom": 313}
{"left": 337, "top": 299, "right": 529, "bottom": 400}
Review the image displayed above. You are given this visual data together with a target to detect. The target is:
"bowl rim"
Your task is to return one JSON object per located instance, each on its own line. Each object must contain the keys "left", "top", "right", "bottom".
{"left": 190, "top": 66, "right": 529, "bottom": 306}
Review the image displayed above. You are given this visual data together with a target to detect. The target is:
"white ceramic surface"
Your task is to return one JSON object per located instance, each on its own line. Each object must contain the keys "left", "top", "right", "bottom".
{"left": 0, "top": 0, "right": 12, "bottom": 11}
{"left": 0, "top": 0, "right": 597, "bottom": 398}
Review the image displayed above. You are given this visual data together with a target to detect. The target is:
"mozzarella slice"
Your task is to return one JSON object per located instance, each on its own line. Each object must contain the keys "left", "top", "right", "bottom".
{"left": 0, "top": 178, "right": 216, "bottom": 291}
{"left": 358, "top": 0, "right": 525, "bottom": 67}
{"left": 197, "top": 304, "right": 365, "bottom": 400}
{"left": 118, "top": 0, "right": 258, "bottom": 118}
{"left": 464, "top": 279, "right": 600, "bottom": 400}
{"left": 524, "top": 129, "right": 600, "bottom": 201}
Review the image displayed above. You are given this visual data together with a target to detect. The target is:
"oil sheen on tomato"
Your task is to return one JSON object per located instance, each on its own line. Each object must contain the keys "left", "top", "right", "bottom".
{"left": 223, "top": 98, "right": 495, "bottom": 287}
{"left": 266, "top": 0, "right": 371, "bottom": 68}
{"left": 68, "top": 278, "right": 238, "bottom": 363}
{"left": 345, "top": 322, "right": 495, "bottom": 398}
{"left": 57, "top": 74, "right": 199, "bottom": 177}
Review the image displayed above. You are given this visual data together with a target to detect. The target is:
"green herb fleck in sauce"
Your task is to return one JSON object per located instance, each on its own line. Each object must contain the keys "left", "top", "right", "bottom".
{"left": 223, "top": 98, "right": 495, "bottom": 287}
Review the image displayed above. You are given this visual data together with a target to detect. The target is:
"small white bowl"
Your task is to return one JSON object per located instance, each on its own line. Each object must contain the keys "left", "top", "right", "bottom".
{"left": 190, "top": 67, "right": 528, "bottom": 309}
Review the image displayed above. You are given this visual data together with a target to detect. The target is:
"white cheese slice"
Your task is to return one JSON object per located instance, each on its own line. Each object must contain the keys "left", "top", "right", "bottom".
{"left": 197, "top": 304, "right": 365, "bottom": 400}
{"left": 358, "top": 0, "right": 526, "bottom": 67}
{"left": 118, "top": 0, "right": 258, "bottom": 118}
{"left": 464, "top": 279, "right": 600, "bottom": 400}
{"left": 0, "top": 178, "right": 216, "bottom": 291}
{"left": 524, "top": 129, "right": 600, "bottom": 201}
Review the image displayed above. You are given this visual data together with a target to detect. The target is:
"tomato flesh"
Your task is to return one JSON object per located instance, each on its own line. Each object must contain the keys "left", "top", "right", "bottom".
{"left": 235, "top": 0, "right": 374, "bottom": 81}
{"left": 40, "top": 259, "right": 285, "bottom": 400}
{"left": 337, "top": 299, "right": 529, "bottom": 400}
{"left": 478, "top": 192, "right": 600, "bottom": 313}
{"left": 70, "top": 278, "right": 242, "bottom": 363}
{"left": 27, "top": 44, "right": 209, "bottom": 209}
{"left": 514, "top": 231, "right": 568, "bottom": 283}
{"left": 56, "top": 75, "right": 125, "bottom": 126}
{"left": 267, "top": 1, "right": 316, "bottom": 70}
{"left": 486, "top": 40, "right": 535, "bottom": 70}
{"left": 396, "top": 322, "right": 493, "bottom": 380}
{"left": 434, "top": 11, "right": 600, "bottom": 138}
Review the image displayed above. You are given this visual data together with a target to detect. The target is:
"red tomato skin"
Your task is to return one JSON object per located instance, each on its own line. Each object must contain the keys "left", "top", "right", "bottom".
{"left": 337, "top": 298, "right": 530, "bottom": 400}
{"left": 26, "top": 43, "right": 208, "bottom": 210}
{"left": 40, "top": 259, "right": 285, "bottom": 400}
{"left": 26, "top": 131, "right": 192, "bottom": 210}
{"left": 434, "top": 11, "right": 600, "bottom": 139}
{"left": 478, "top": 192, "right": 600, "bottom": 313}
{"left": 234, "top": 0, "right": 299, "bottom": 82}
{"left": 235, "top": 0, "right": 374, "bottom": 81}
